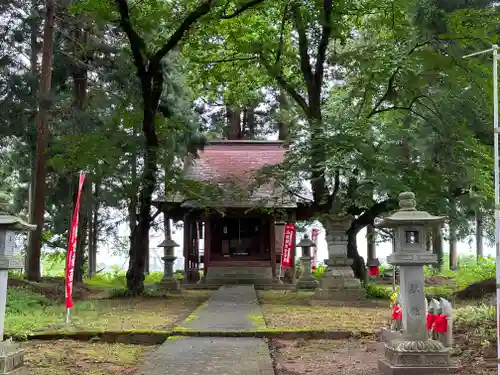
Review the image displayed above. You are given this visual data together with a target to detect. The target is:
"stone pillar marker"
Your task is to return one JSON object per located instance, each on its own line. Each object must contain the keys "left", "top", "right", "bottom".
{"left": 377, "top": 191, "right": 457, "bottom": 375}
{"left": 313, "top": 215, "right": 365, "bottom": 301}
{"left": 296, "top": 234, "right": 318, "bottom": 289}
{"left": 0, "top": 192, "right": 36, "bottom": 375}
{"left": 157, "top": 238, "right": 180, "bottom": 291}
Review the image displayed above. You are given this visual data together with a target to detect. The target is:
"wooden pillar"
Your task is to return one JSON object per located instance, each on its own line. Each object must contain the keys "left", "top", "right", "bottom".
{"left": 204, "top": 216, "right": 211, "bottom": 276}
{"left": 270, "top": 215, "right": 276, "bottom": 279}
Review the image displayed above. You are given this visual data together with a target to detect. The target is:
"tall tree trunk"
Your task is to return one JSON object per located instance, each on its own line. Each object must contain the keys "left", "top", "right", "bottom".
{"left": 88, "top": 181, "right": 99, "bottom": 276}
{"left": 26, "top": 0, "right": 56, "bottom": 281}
{"left": 277, "top": 92, "right": 289, "bottom": 141}
{"left": 476, "top": 210, "right": 483, "bottom": 262}
{"left": 432, "top": 226, "right": 444, "bottom": 271}
{"left": 366, "top": 224, "right": 376, "bottom": 262}
{"left": 74, "top": 179, "right": 90, "bottom": 283}
{"left": 448, "top": 223, "right": 458, "bottom": 271}
{"left": 87, "top": 181, "right": 94, "bottom": 277}
{"left": 126, "top": 107, "right": 157, "bottom": 293}
{"left": 245, "top": 106, "right": 256, "bottom": 139}
{"left": 226, "top": 106, "right": 242, "bottom": 140}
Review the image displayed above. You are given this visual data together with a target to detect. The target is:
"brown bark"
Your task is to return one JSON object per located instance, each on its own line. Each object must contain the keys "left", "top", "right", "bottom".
{"left": 88, "top": 181, "right": 99, "bottom": 276}
{"left": 245, "top": 106, "right": 256, "bottom": 139}
{"left": 277, "top": 92, "right": 289, "bottom": 141}
{"left": 74, "top": 178, "right": 90, "bottom": 283}
{"left": 476, "top": 210, "right": 483, "bottom": 262}
{"left": 449, "top": 223, "right": 458, "bottom": 271}
{"left": 366, "top": 224, "right": 376, "bottom": 261}
{"left": 432, "top": 226, "right": 444, "bottom": 271}
{"left": 26, "top": 0, "right": 56, "bottom": 281}
{"left": 227, "top": 106, "right": 242, "bottom": 140}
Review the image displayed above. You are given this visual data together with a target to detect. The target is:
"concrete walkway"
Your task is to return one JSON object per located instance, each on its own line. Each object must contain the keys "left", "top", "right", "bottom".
{"left": 134, "top": 285, "right": 274, "bottom": 375}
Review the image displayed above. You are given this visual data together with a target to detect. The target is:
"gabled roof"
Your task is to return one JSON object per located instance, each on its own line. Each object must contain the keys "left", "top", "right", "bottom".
{"left": 171, "top": 140, "right": 296, "bottom": 208}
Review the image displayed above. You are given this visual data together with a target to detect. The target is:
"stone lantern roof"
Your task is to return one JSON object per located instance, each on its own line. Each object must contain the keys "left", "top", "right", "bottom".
{"left": 297, "top": 234, "right": 316, "bottom": 248}
{"left": 157, "top": 239, "right": 179, "bottom": 248}
{"left": 0, "top": 193, "right": 36, "bottom": 232}
{"left": 376, "top": 192, "right": 445, "bottom": 228}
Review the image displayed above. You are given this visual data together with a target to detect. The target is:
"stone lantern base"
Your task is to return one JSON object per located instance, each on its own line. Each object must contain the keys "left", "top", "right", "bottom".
{"left": 379, "top": 340, "right": 458, "bottom": 375}
{"left": 313, "top": 256, "right": 365, "bottom": 301}
{"left": 158, "top": 255, "right": 180, "bottom": 292}
{"left": 0, "top": 340, "right": 28, "bottom": 375}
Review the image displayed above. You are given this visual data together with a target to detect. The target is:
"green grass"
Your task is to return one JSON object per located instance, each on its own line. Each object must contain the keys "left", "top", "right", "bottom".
{"left": 5, "top": 287, "right": 213, "bottom": 336}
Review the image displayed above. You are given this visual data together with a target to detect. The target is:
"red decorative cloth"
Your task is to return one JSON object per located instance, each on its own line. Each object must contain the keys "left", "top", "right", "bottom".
{"left": 392, "top": 305, "right": 402, "bottom": 321}
{"left": 368, "top": 266, "right": 380, "bottom": 277}
{"left": 426, "top": 314, "right": 436, "bottom": 330}
{"left": 434, "top": 314, "right": 448, "bottom": 333}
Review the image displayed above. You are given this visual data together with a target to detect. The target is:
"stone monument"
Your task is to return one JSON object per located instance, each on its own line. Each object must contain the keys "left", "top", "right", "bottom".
{"left": 157, "top": 238, "right": 180, "bottom": 291}
{"left": 0, "top": 192, "right": 36, "bottom": 374}
{"left": 296, "top": 234, "right": 318, "bottom": 290}
{"left": 313, "top": 215, "right": 365, "bottom": 301}
{"left": 377, "top": 191, "right": 457, "bottom": 375}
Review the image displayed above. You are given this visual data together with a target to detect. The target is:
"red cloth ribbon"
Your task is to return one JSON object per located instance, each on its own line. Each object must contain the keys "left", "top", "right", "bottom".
{"left": 426, "top": 314, "right": 436, "bottom": 330}
{"left": 392, "top": 305, "right": 402, "bottom": 321}
{"left": 434, "top": 315, "right": 448, "bottom": 333}
{"left": 368, "top": 266, "right": 380, "bottom": 277}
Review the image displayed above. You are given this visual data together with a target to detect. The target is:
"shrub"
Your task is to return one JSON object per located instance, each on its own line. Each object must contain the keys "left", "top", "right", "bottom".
{"left": 425, "top": 286, "right": 455, "bottom": 301}
{"left": 312, "top": 265, "right": 327, "bottom": 280}
{"left": 455, "top": 304, "right": 496, "bottom": 339}
{"left": 364, "top": 283, "right": 392, "bottom": 300}
{"left": 7, "top": 288, "right": 52, "bottom": 314}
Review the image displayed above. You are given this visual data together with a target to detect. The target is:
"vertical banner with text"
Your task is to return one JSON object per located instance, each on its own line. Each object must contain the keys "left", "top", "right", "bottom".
{"left": 311, "top": 228, "right": 320, "bottom": 271}
{"left": 281, "top": 223, "right": 295, "bottom": 268}
{"left": 65, "top": 173, "right": 86, "bottom": 311}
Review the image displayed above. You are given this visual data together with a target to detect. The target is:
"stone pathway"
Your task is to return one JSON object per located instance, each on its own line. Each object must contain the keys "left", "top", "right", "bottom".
{"left": 134, "top": 285, "right": 274, "bottom": 375}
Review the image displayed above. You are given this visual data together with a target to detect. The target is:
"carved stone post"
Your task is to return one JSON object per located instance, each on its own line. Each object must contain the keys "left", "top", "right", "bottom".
{"left": 157, "top": 239, "right": 180, "bottom": 291}
{"left": 296, "top": 234, "right": 318, "bottom": 289}
{"left": 0, "top": 192, "right": 36, "bottom": 375}
{"left": 377, "top": 192, "right": 456, "bottom": 374}
{"left": 313, "top": 216, "right": 365, "bottom": 301}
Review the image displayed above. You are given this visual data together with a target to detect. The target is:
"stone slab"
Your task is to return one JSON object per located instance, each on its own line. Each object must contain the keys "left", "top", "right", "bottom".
{"left": 179, "top": 285, "right": 265, "bottom": 331}
{"left": 313, "top": 287, "right": 366, "bottom": 301}
{"left": 378, "top": 359, "right": 459, "bottom": 375}
{"left": 205, "top": 267, "right": 273, "bottom": 285}
{"left": 134, "top": 337, "right": 274, "bottom": 375}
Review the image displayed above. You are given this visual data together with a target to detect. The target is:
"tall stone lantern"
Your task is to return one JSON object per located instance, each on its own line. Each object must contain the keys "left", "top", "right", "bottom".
{"left": 157, "top": 238, "right": 180, "bottom": 291}
{"left": 376, "top": 192, "right": 455, "bottom": 374}
{"left": 296, "top": 234, "right": 318, "bottom": 290}
{"left": 0, "top": 192, "right": 36, "bottom": 375}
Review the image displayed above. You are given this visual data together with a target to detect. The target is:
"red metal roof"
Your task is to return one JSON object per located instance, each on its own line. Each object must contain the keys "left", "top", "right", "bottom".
{"left": 185, "top": 140, "right": 286, "bottom": 183}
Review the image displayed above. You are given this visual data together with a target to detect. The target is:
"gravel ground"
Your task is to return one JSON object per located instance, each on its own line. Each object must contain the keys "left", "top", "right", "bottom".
{"left": 269, "top": 335, "right": 497, "bottom": 375}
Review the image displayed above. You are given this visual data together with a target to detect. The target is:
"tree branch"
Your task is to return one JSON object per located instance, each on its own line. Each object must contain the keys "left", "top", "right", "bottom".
{"left": 149, "top": 0, "right": 214, "bottom": 74}
{"left": 314, "top": 0, "right": 333, "bottom": 89}
{"left": 115, "top": 0, "right": 147, "bottom": 76}
{"left": 291, "top": 3, "right": 313, "bottom": 90}
{"left": 260, "top": 55, "right": 309, "bottom": 115}
{"left": 221, "top": 0, "right": 266, "bottom": 19}
{"left": 275, "top": 4, "right": 289, "bottom": 65}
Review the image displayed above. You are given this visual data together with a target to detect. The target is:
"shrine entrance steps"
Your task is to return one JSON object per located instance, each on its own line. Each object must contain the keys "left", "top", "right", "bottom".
{"left": 134, "top": 285, "right": 275, "bottom": 375}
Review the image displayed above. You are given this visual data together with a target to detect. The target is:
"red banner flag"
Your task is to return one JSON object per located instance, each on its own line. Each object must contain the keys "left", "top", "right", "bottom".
{"left": 65, "top": 173, "right": 86, "bottom": 309}
{"left": 281, "top": 223, "right": 295, "bottom": 268}
{"left": 311, "top": 228, "right": 320, "bottom": 271}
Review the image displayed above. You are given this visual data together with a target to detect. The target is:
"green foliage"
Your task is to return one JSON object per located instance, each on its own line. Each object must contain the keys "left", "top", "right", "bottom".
{"left": 7, "top": 288, "right": 52, "bottom": 314}
{"left": 364, "top": 283, "right": 392, "bottom": 300}
{"left": 312, "top": 265, "right": 327, "bottom": 280}
{"left": 455, "top": 304, "right": 496, "bottom": 339}
{"left": 85, "top": 270, "right": 165, "bottom": 289}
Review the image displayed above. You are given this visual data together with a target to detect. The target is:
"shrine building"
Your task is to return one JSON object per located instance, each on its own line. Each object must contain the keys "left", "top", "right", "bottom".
{"left": 156, "top": 140, "right": 300, "bottom": 285}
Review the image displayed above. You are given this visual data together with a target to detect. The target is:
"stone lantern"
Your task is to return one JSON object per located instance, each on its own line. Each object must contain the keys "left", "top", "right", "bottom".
{"left": 296, "top": 234, "right": 318, "bottom": 290}
{"left": 376, "top": 192, "right": 455, "bottom": 374}
{"left": 157, "top": 238, "right": 180, "bottom": 291}
{"left": 0, "top": 192, "right": 36, "bottom": 375}
{"left": 313, "top": 215, "right": 365, "bottom": 301}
